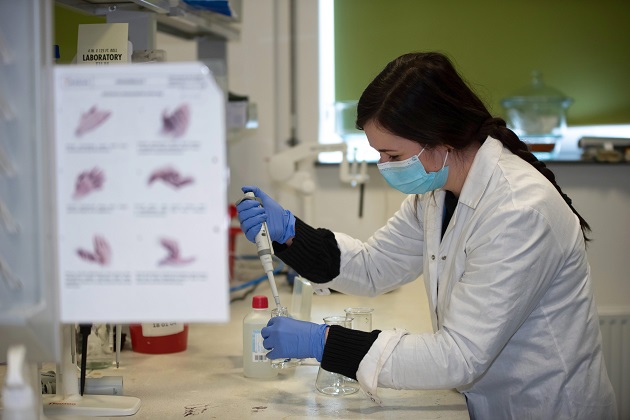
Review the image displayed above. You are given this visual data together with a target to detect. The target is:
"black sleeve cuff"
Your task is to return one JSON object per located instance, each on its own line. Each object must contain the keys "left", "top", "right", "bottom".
{"left": 320, "top": 325, "right": 381, "bottom": 380}
{"left": 273, "top": 217, "right": 341, "bottom": 283}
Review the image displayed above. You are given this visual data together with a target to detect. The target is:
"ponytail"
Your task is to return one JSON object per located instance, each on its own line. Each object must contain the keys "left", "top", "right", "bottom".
{"left": 477, "top": 117, "right": 591, "bottom": 242}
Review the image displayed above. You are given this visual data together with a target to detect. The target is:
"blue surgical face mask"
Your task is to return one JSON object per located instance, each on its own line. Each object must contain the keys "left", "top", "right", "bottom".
{"left": 377, "top": 148, "right": 449, "bottom": 194}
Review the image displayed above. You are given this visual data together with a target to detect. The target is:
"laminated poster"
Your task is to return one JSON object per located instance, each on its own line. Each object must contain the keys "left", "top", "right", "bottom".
{"left": 54, "top": 63, "right": 229, "bottom": 324}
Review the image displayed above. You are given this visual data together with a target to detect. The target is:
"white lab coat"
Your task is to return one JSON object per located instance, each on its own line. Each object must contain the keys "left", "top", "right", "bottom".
{"left": 326, "top": 137, "right": 617, "bottom": 419}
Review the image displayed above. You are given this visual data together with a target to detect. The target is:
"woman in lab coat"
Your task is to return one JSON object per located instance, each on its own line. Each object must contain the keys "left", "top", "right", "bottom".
{"left": 236, "top": 52, "right": 617, "bottom": 419}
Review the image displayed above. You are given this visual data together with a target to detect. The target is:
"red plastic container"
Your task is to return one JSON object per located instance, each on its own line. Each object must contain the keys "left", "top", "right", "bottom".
{"left": 129, "top": 324, "right": 189, "bottom": 354}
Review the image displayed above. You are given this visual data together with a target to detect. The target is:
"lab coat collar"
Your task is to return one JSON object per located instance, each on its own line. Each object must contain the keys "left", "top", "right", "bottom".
{"left": 457, "top": 136, "right": 503, "bottom": 210}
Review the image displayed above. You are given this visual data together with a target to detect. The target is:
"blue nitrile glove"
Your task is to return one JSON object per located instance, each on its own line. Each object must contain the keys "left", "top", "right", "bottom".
{"left": 261, "top": 316, "right": 328, "bottom": 362}
{"left": 236, "top": 186, "right": 296, "bottom": 244}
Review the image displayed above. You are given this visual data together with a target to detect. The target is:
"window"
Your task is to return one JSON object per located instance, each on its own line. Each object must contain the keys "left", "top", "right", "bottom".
{"left": 317, "top": 0, "right": 379, "bottom": 164}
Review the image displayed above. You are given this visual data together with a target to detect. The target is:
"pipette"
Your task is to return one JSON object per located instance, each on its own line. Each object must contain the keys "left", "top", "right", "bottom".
{"left": 78, "top": 324, "right": 92, "bottom": 396}
{"left": 239, "top": 192, "right": 282, "bottom": 309}
{"left": 115, "top": 324, "right": 121, "bottom": 368}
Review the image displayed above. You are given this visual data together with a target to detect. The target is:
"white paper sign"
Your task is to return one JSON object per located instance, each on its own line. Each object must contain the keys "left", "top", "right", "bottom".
{"left": 77, "top": 23, "right": 129, "bottom": 65}
{"left": 54, "top": 63, "right": 229, "bottom": 324}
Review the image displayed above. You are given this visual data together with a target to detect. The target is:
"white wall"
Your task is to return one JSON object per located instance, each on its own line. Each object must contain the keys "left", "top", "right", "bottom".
{"left": 225, "top": 0, "right": 406, "bottom": 234}
{"left": 222, "top": 0, "right": 629, "bottom": 308}
{"left": 548, "top": 165, "right": 630, "bottom": 308}
{"left": 226, "top": 0, "right": 285, "bottom": 201}
{"left": 156, "top": 31, "right": 197, "bottom": 62}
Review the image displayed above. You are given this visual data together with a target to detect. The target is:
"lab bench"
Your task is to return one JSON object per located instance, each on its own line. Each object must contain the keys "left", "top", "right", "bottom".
{"left": 1, "top": 280, "right": 469, "bottom": 419}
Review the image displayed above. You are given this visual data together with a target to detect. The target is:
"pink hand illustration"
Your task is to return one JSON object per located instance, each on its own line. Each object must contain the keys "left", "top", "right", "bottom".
{"left": 161, "top": 104, "right": 190, "bottom": 138}
{"left": 75, "top": 106, "right": 112, "bottom": 137}
{"left": 148, "top": 166, "right": 194, "bottom": 189}
{"left": 73, "top": 167, "right": 105, "bottom": 199}
{"left": 158, "top": 238, "right": 195, "bottom": 266}
{"left": 76, "top": 235, "right": 111, "bottom": 266}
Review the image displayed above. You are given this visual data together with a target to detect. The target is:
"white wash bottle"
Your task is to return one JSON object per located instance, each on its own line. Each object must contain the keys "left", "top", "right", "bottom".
{"left": 243, "top": 295, "right": 278, "bottom": 379}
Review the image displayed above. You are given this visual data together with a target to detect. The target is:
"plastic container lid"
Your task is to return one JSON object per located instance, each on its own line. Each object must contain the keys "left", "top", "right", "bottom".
{"left": 252, "top": 295, "right": 268, "bottom": 309}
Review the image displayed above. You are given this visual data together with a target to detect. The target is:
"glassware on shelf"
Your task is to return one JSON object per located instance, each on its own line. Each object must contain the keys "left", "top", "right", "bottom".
{"left": 500, "top": 70, "right": 573, "bottom": 160}
{"left": 269, "top": 306, "right": 302, "bottom": 369}
{"left": 315, "top": 316, "right": 360, "bottom": 396}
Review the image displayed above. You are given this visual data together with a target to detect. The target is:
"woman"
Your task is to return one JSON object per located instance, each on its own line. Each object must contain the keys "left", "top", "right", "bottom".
{"left": 236, "top": 52, "right": 617, "bottom": 419}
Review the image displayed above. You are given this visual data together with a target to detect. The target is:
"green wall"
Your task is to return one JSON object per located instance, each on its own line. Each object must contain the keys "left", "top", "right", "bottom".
{"left": 54, "top": 4, "right": 105, "bottom": 64}
{"left": 334, "top": 0, "right": 630, "bottom": 125}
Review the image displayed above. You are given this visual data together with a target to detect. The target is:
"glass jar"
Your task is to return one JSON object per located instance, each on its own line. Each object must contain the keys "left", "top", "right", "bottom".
{"left": 501, "top": 70, "right": 573, "bottom": 159}
{"left": 315, "top": 316, "right": 360, "bottom": 396}
{"left": 344, "top": 307, "right": 373, "bottom": 332}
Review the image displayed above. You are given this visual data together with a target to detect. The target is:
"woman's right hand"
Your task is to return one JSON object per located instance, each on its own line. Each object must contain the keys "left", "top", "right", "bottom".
{"left": 236, "top": 186, "right": 296, "bottom": 244}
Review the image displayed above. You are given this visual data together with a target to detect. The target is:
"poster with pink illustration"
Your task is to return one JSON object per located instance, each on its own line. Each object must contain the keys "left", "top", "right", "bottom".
{"left": 54, "top": 63, "right": 228, "bottom": 324}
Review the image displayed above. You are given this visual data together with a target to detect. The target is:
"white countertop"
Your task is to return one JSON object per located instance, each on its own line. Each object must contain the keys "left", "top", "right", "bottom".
{"left": 1, "top": 278, "right": 469, "bottom": 419}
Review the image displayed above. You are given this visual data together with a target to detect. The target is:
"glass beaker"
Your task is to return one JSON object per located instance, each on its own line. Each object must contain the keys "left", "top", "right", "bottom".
{"left": 269, "top": 306, "right": 302, "bottom": 369}
{"left": 76, "top": 324, "right": 114, "bottom": 370}
{"left": 344, "top": 307, "right": 374, "bottom": 332}
{"left": 290, "top": 276, "right": 314, "bottom": 321}
{"left": 315, "top": 316, "right": 360, "bottom": 396}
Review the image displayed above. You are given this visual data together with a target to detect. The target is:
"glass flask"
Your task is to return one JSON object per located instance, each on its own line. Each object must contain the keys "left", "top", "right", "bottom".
{"left": 315, "top": 316, "right": 360, "bottom": 396}
{"left": 269, "top": 306, "right": 302, "bottom": 369}
{"left": 344, "top": 307, "right": 373, "bottom": 332}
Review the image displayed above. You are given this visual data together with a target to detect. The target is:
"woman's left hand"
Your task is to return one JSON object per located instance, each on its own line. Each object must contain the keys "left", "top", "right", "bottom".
{"left": 261, "top": 317, "right": 328, "bottom": 362}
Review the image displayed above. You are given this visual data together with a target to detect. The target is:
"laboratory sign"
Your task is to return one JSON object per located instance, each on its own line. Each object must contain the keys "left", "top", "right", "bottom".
{"left": 77, "top": 23, "right": 129, "bottom": 65}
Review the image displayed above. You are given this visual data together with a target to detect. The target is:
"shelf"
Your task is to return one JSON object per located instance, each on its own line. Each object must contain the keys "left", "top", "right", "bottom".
{"left": 55, "top": 0, "right": 241, "bottom": 40}
{"left": 156, "top": 7, "right": 240, "bottom": 40}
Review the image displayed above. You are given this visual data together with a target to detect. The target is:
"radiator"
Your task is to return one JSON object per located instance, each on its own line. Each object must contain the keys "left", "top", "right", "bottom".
{"left": 599, "top": 308, "right": 630, "bottom": 420}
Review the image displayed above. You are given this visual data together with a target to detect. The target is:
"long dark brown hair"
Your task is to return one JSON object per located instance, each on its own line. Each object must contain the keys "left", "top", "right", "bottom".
{"left": 356, "top": 51, "right": 590, "bottom": 242}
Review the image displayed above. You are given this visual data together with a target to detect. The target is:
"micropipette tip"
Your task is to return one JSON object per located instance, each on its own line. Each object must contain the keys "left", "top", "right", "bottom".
{"left": 265, "top": 270, "right": 282, "bottom": 310}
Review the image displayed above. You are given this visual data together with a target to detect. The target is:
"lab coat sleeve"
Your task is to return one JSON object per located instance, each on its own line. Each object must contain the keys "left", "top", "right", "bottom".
{"left": 326, "top": 194, "right": 426, "bottom": 296}
{"left": 358, "top": 204, "right": 567, "bottom": 390}
{"left": 356, "top": 328, "right": 409, "bottom": 405}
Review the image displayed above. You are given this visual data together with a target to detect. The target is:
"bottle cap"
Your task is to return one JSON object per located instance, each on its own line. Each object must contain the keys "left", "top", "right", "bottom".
{"left": 252, "top": 295, "right": 268, "bottom": 309}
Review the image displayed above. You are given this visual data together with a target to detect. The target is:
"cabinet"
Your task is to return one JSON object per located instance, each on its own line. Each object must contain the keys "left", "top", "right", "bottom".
{"left": 0, "top": 0, "right": 60, "bottom": 363}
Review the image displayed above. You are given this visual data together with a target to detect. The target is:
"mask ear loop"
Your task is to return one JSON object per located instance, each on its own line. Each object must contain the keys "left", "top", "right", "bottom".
{"left": 441, "top": 149, "right": 449, "bottom": 169}
{"left": 417, "top": 147, "right": 448, "bottom": 170}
